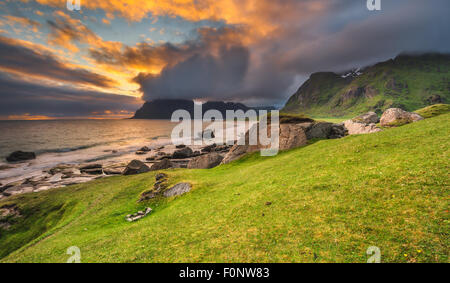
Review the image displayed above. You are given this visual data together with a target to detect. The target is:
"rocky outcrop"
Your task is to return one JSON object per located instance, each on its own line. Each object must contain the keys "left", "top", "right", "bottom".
{"left": 187, "top": 153, "right": 224, "bottom": 169}
{"left": 139, "top": 173, "right": 168, "bottom": 201}
{"left": 123, "top": 160, "right": 150, "bottom": 175}
{"left": 139, "top": 174, "right": 191, "bottom": 201}
{"left": 6, "top": 151, "right": 36, "bottom": 162}
{"left": 380, "top": 108, "right": 424, "bottom": 127}
{"left": 163, "top": 183, "right": 192, "bottom": 198}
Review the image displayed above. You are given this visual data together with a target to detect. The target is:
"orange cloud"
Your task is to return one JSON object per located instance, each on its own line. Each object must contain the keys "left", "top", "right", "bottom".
{"left": 32, "top": 0, "right": 326, "bottom": 39}
{"left": 1, "top": 15, "right": 42, "bottom": 33}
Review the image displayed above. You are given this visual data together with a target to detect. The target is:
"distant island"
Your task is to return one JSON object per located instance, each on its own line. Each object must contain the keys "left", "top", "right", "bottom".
{"left": 132, "top": 99, "right": 275, "bottom": 119}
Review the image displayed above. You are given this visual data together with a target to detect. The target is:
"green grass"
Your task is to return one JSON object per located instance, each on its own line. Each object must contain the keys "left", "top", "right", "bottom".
{"left": 1, "top": 114, "right": 449, "bottom": 263}
{"left": 415, "top": 104, "right": 450, "bottom": 118}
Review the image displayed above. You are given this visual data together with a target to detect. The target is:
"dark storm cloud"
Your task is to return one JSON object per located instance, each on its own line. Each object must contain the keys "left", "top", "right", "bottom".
{"left": 135, "top": 45, "right": 250, "bottom": 101}
{"left": 0, "top": 35, "right": 117, "bottom": 88}
{"left": 0, "top": 72, "right": 141, "bottom": 117}
{"left": 278, "top": 0, "right": 450, "bottom": 74}
{"left": 131, "top": 0, "right": 450, "bottom": 104}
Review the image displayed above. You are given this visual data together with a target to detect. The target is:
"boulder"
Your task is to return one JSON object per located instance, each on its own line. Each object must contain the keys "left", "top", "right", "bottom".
{"left": 305, "top": 122, "right": 348, "bottom": 140}
{"left": 123, "top": 160, "right": 150, "bottom": 175}
{"left": 343, "top": 119, "right": 382, "bottom": 135}
{"left": 222, "top": 123, "right": 308, "bottom": 164}
{"left": 380, "top": 108, "right": 424, "bottom": 127}
{"left": 163, "top": 183, "right": 192, "bottom": 197}
{"left": 305, "top": 122, "right": 333, "bottom": 139}
{"left": 188, "top": 153, "right": 224, "bottom": 169}
{"left": 6, "top": 151, "right": 36, "bottom": 162}
{"left": 352, "top": 112, "right": 379, "bottom": 124}
{"left": 150, "top": 159, "right": 174, "bottom": 171}
{"left": 176, "top": 145, "right": 186, "bottom": 149}
{"left": 172, "top": 147, "right": 193, "bottom": 159}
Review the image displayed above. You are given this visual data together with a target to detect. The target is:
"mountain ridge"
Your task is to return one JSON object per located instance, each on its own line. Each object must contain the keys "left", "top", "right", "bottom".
{"left": 282, "top": 53, "right": 450, "bottom": 117}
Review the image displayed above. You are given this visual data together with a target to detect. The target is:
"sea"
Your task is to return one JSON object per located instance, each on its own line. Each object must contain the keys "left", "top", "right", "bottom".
{"left": 0, "top": 119, "right": 252, "bottom": 184}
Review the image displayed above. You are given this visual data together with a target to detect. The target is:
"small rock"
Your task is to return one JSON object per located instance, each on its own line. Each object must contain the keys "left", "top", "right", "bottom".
{"left": 48, "top": 173, "right": 64, "bottom": 183}
{"left": 135, "top": 151, "right": 147, "bottom": 155}
{"left": 6, "top": 151, "right": 36, "bottom": 162}
{"left": 125, "top": 207, "right": 152, "bottom": 222}
{"left": 172, "top": 147, "right": 193, "bottom": 159}
{"left": 201, "top": 144, "right": 217, "bottom": 153}
{"left": 139, "top": 146, "right": 151, "bottom": 152}
{"left": 176, "top": 145, "right": 187, "bottom": 149}
{"left": 81, "top": 168, "right": 103, "bottom": 175}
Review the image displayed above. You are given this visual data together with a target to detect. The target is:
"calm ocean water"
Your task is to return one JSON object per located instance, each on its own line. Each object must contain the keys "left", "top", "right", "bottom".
{"left": 0, "top": 119, "right": 177, "bottom": 159}
{"left": 0, "top": 119, "right": 251, "bottom": 184}
{"left": 0, "top": 119, "right": 177, "bottom": 183}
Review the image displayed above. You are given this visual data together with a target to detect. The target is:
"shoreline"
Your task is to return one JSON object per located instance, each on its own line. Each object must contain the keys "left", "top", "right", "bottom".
{"left": 0, "top": 140, "right": 233, "bottom": 200}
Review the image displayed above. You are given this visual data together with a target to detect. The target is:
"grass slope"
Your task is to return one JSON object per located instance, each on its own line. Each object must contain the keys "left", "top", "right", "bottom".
{"left": 1, "top": 114, "right": 449, "bottom": 263}
{"left": 283, "top": 54, "right": 450, "bottom": 117}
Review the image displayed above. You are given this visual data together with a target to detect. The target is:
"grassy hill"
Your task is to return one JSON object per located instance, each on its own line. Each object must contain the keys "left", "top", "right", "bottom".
{"left": 0, "top": 113, "right": 449, "bottom": 263}
{"left": 283, "top": 53, "right": 450, "bottom": 118}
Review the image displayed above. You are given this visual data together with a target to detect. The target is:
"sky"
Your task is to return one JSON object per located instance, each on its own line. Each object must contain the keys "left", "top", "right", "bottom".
{"left": 0, "top": 0, "right": 449, "bottom": 120}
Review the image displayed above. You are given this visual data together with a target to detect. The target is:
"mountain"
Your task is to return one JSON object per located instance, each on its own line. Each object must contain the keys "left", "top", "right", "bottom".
{"left": 132, "top": 99, "right": 269, "bottom": 119}
{"left": 282, "top": 53, "right": 450, "bottom": 117}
